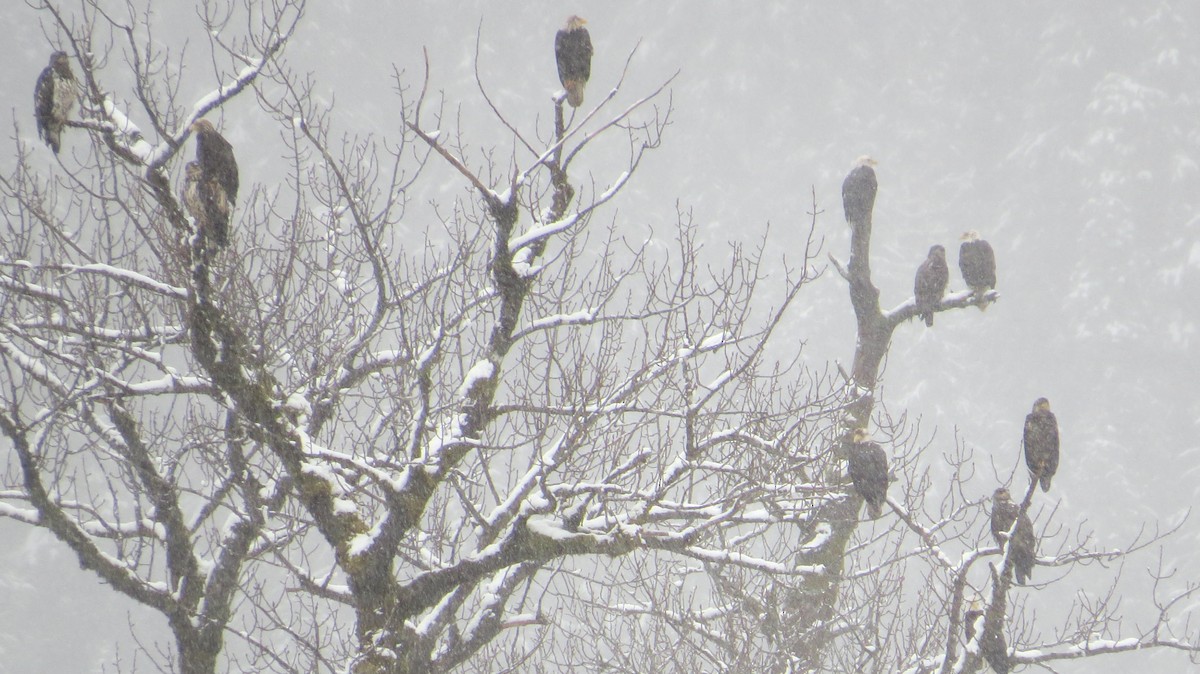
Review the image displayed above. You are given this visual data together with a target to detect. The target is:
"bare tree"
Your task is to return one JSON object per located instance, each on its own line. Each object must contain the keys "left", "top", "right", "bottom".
{"left": 3, "top": 3, "right": 1199, "bottom": 674}
{"left": 587, "top": 150, "right": 1200, "bottom": 672}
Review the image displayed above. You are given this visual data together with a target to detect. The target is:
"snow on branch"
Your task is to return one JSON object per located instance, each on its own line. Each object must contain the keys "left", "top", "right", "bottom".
{"left": 0, "top": 334, "right": 68, "bottom": 396}
{"left": 63, "top": 263, "right": 187, "bottom": 298}
{"left": 483, "top": 434, "right": 568, "bottom": 530}
{"left": 507, "top": 214, "right": 580, "bottom": 254}
{"left": 98, "top": 97, "right": 154, "bottom": 162}
{"left": 609, "top": 602, "right": 733, "bottom": 646}
{"left": 115, "top": 374, "right": 214, "bottom": 396}
{"left": 0, "top": 502, "right": 40, "bottom": 524}
{"left": 682, "top": 546, "right": 825, "bottom": 576}
{"left": 508, "top": 167, "right": 634, "bottom": 257}
{"left": 882, "top": 288, "right": 1000, "bottom": 325}
{"left": 456, "top": 359, "right": 497, "bottom": 400}
{"left": 1015, "top": 635, "right": 1200, "bottom": 665}
{"left": 888, "top": 496, "right": 958, "bottom": 571}
{"left": 694, "top": 428, "right": 778, "bottom": 455}
{"left": 146, "top": 20, "right": 298, "bottom": 170}
{"left": 518, "top": 306, "right": 597, "bottom": 334}
{"left": 0, "top": 268, "right": 66, "bottom": 304}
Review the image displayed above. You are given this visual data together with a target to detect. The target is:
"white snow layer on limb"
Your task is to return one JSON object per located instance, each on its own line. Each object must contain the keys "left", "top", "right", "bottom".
{"left": 0, "top": 334, "right": 68, "bottom": 395}
{"left": 507, "top": 213, "right": 580, "bottom": 254}
{"left": 456, "top": 359, "right": 496, "bottom": 399}
{"left": 100, "top": 97, "right": 154, "bottom": 161}
{"left": 695, "top": 428, "right": 777, "bottom": 454}
{"left": 671, "top": 331, "right": 728, "bottom": 362}
{"left": 526, "top": 514, "right": 607, "bottom": 544}
{"left": 526, "top": 307, "right": 597, "bottom": 332}
{"left": 888, "top": 496, "right": 957, "bottom": 571}
{"left": 346, "top": 519, "right": 386, "bottom": 558}
{"left": 126, "top": 374, "right": 211, "bottom": 395}
{"left": 0, "top": 502, "right": 41, "bottom": 524}
{"left": 299, "top": 460, "right": 357, "bottom": 516}
{"left": 0, "top": 273, "right": 66, "bottom": 302}
{"left": 483, "top": 434, "right": 567, "bottom": 528}
{"left": 509, "top": 247, "right": 542, "bottom": 279}
{"left": 64, "top": 263, "right": 187, "bottom": 299}
{"left": 506, "top": 170, "right": 632, "bottom": 256}
{"left": 99, "top": 550, "right": 171, "bottom": 595}
{"left": 800, "top": 522, "right": 833, "bottom": 551}
{"left": 412, "top": 591, "right": 457, "bottom": 640}
{"left": 146, "top": 14, "right": 298, "bottom": 169}
{"left": 697, "top": 331, "right": 728, "bottom": 351}
{"left": 686, "top": 546, "right": 824, "bottom": 576}
{"left": 283, "top": 391, "right": 312, "bottom": 422}
{"left": 705, "top": 369, "right": 733, "bottom": 390}
{"left": 596, "top": 170, "right": 631, "bottom": 203}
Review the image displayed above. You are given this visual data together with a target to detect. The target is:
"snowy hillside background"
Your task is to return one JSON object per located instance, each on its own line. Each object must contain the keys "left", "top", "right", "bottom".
{"left": 2, "top": 1, "right": 1198, "bottom": 672}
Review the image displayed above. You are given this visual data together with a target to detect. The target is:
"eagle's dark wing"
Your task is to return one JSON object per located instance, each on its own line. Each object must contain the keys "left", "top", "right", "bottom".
{"left": 1010, "top": 513, "right": 1037, "bottom": 585}
{"left": 555, "top": 26, "right": 593, "bottom": 107}
{"left": 842, "top": 164, "right": 877, "bottom": 228}
{"left": 34, "top": 65, "right": 56, "bottom": 149}
{"left": 1024, "top": 410, "right": 1060, "bottom": 491}
{"left": 192, "top": 120, "right": 240, "bottom": 206}
{"left": 849, "top": 441, "right": 889, "bottom": 519}
{"left": 990, "top": 500, "right": 1017, "bottom": 545}
{"left": 34, "top": 54, "right": 76, "bottom": 154}
{"left": 915, "top": 247, "right": 949, "bottom": 326}
{"left": 199, "top": 176, "right": 231, "bottom": 248}
{"left": 959, "top": 238, "right": 997, "bottom": 309}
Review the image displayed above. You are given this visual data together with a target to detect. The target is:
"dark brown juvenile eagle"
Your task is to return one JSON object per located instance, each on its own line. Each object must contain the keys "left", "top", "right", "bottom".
{"left": 34, "top": 51, "right": 78, "bottom": 154}
{"left": 990, "top": 487, "right": 1036, "bottom": 585}
{"left": 841, "top": 155, "right": 878, "bottom": 230}
{"left": 914, "top": 244, "right": 949, "bottom": 327}
{"left": 1023, "top": 397, "right": 1059, "bottom": 492}
{"left": 555, "top": 15, "right": 593, "bottom": 108}
{"left": 847, "top": 428, "right": 888, "bottom": 520}
{"left": 187, "top": 120, "right": 239, "bottom": 248}
{"left": 959, "top": 230, "right": 997, "bottom": 309}
{"left": 183, "top": 161, "right": 231, "bottom": 249}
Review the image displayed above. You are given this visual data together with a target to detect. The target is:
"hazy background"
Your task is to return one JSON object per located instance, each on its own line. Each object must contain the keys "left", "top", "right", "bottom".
{"left": 2, "top": 1, "right": 1198, "bottom": 671}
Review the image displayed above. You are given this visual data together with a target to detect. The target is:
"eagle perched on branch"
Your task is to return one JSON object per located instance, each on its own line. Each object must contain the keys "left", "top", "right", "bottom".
{"left": 34, "top": 51, "right": 78, "bottom": 154}
{"left": 959, "top": 230, "right": 997, "bottom": 309}
{"left": 841, "top": 156, "right": 877, "bottom": 231}
{"left": 990, "top": 487, "right": 1036, "bottom": 585}
{"left": 847, "top": 428, "right": 889, "bottom": 520}
{"left": 183, "top": 162, "right": 231, "bottom": 249}
{"left": 1023, "top": 397, "right": 1060, "bottom": 492}
{"left": 185, "top": 120, "right": 239, "bottom": 249}
{"left": 914, "top": 245, "right": 948, "bottom": 327}
{"left": 555, "top": 15, "right": 593, "bottom": 107}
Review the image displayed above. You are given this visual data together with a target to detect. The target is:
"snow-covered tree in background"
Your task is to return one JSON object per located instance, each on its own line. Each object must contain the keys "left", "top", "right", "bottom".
{"left": 2, "top": 2, "right": 1199, "bottom": 673}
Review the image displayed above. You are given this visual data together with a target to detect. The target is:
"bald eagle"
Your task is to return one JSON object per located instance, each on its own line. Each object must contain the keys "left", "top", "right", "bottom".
{"left": 183, "top": 161, "right": 231, "bottom": 249}
{"left": 847, "top": 428, "right": 889, "bottom": 520}
{"left": 841, "top": 156, "right": 877, "bottom": 230}
{"left": 555, "top": 16, "right": 592, "bottom": 107}
{"left": 34, "top": 51, "right": 78, "bottom": 154}
{"left": 990, "top": 487, "right": 1036, "bottom": 585}
{"left": 187, "top": 120, "right": 238, "bottom": 248}
{"left": 914, "top": 245, "right": 949, "bottom": 327}
{"left": 1023, "top": 398, "right": 1059, "bottom": 492}
{"left": 959, "top": 231, "right": 996, "bottom": 310}
{"left": 964, "top": 602, "right": 984, "bottom": 645}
